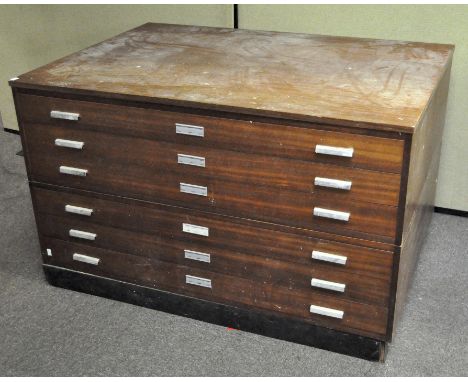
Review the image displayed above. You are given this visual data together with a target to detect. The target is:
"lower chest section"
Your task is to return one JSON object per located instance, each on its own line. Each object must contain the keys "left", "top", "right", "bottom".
{"left": 33, "top": 184, "right": 395, "bottom": 340}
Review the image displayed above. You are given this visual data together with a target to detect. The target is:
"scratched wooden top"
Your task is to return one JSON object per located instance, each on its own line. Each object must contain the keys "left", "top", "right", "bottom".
{"left": 11, "top": 23, "right": 454, "bottom": 132}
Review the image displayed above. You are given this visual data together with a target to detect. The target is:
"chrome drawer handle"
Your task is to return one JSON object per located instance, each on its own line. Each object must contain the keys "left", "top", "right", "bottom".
{"left": 177, "top": 154, "right": 206, "bottom": 168}
{"left": 314, "top": 177, "right": 352, "bottom": 191}
{"left": 176, "top": 123, "right": 204, "bottom": 137}
{"left": 65, "top": 205, "right": 93, "bottom": 216}
{"left": 315, "top": 144, "right": 354, "bottom": 158}
{"left": 313, "top": 207, "right": 350, "bottom": 222}
{"left": 310, "top": 304, "right": 344, "bottom": 319}
{"left": 180, "top": 182, "right": 207, "bottom": 197}
{"left": 184, "top": 249, "right": 211, "bottom": 263}
{"left": 73, "top": 253, "right": 100, "bottom": 265}
{"left": 311, "top": 278, "right": 346, "bottom": 293}
{"left": 69, "top": 229, "right": 96, "bottom": 241}
{"left": 55, "top": 138, "right": 84, "bottom": 150}
{"left": 50, "top": 110, "right": 80, "bottom": 121}
{"left": 186, "top": 275, "right": 212, "bottom": 288}
{"left": 182, "top": 223, "right": 209, "bottom": 237}
{"left": 60, "top": 166, "right": 88, "bottom": 177}
{"left": 311, "top": 250, "right": 347, "bottom": 265}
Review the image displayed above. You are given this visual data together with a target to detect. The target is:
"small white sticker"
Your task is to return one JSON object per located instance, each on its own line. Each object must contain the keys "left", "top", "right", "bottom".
{"left": 46, "top": 248, "right": 52, "bottom": 257}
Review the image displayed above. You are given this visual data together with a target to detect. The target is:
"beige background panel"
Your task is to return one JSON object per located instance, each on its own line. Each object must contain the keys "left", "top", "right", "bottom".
{"left": 0, "top": 4, "right": 232, "bottom": 131}
{"left": 238, "top": 4, "right": 468, "bottom": 211}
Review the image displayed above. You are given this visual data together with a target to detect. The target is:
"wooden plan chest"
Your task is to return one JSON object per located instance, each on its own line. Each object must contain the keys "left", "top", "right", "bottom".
{"left": 10, "top": 23, "right": 454, "bottom": 361}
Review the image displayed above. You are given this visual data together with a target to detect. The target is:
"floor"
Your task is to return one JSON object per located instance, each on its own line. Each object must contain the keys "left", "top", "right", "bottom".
{"left": 1, "top": 130, "right": 467, "bottom": 376}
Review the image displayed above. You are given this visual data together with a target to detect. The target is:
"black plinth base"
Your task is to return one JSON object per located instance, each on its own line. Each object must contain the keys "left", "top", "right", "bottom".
{"left": 43, "top": 265, "right": 386, "bottom": 361}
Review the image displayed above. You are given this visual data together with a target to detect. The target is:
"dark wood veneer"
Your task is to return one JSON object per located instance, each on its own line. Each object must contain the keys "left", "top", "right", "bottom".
{"left": 42, "top": 238, "right": 389, "bottom": 338}
{"left": 10, "top": 23, "right": 453, "bottom": 360}
{"left": 25, "top": 122, "right": 401, "bottom": 206}
{"left": 27, "top": 150, "right": 398, "bottom": 241}
{"left": 17, "top": 93, "right": 405, "bottom": 173}
{"left": 31, "top": 185, "right": 395, "bottom": 279}
{"left": 44, "top": 265, "right": 386, "bottom": 361}
{"left": 37, "top": 213, "right": 391, "bottom": 307}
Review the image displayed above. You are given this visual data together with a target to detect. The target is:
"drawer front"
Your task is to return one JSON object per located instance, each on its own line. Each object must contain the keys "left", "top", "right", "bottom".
{"left": 32, "top": 186, "right": 394, "bottom": 282}
{"left": 41, "top": 238, "right": 389, "bottom": 338}
{"left": 37, "top": 212, "right": 391, "bottom": 307}
{"left": 27, "top": 140, "right": 398, "bottom": 241}
{"left": 25, "top": 124, "right": 401, "bottom": 206}
{"left": 18, "top": 93, "right": 404, "bottom": 173}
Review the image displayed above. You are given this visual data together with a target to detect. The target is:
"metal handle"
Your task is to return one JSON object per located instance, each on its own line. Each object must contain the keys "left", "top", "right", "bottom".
{"left": 315, "top": 144, "right": 354, "bottom": 158}
{"left": 314, "top": 177, "right": 352, "bottom": 191}
{"left": 65, "top": 205, "right": 93, "bottom": 216}
{"left": 73, "top": 253, "right": 100, "bottom": 265}
{"left": 311, "top": 278, "right": 346, "bottom": 293}
{"left": 60, "top": 166, "right": 88, "bottom": 177}
{"left": 313, "top": 207, "right": 350, "bottom": 222}
{"left": 180, "top": 183, "right": 207, "bottom": 197}
{"left": 176, "top": 123, "right": 204, "bottom": 137}
{"left": 184, "top": 249, "right": 211, "bottom": 263}
{"left": 46, "top": 248, "right": 52, "bottom": 257}
{"left": 311, "top": 250, "right": 347, "bottom": 265}
{"left": 186, "top": 275, "right": 212, "bottom": 288}
{"left": 177, "top": 154, "right": 206, "bottom": 167}
{"left": 69, "top": 229, "right": 96, "bottom": 241}
{"left": 50, "top": 110, "right": 80, "bottom": 121}
{"left": 182, "top": 223, "right": 209, "bottom": 237}
{"left": 55, "top": 138, "right": 84, "bottom": 150}
{"left": 310, "top": 304, "right": 344, "bottom": 319}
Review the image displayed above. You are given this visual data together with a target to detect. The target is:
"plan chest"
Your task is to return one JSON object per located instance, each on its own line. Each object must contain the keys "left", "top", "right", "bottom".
{"left": 10, "top": 23, "right": 454, "bottom": 361}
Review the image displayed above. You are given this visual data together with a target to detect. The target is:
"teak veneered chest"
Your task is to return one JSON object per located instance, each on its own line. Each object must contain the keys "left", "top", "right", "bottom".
{"left": 10, "top": 23, "right": 454, "bottom": 361}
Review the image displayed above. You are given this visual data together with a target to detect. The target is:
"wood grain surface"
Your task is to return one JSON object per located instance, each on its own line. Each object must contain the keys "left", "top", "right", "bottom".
{"left": 11, "top": 23, "right": 454, "bottom": 131}
{"left": 41, "top": 237, "right": 389, "bottom": 338}
{"left": 17, "top": 93, "right": 406, "bottom": 173}
{"left": 27, "top": 146, "right": 398, "bottom": 240}
{"left": 36, "top": 212, "right": 392, "bottom": 307}
{"left": 43, "top": 265, "right": 387, "bottom": 361}
{"left": 8, "top": 23, "right": 455, "bottom": 353}
{"left": 391, "top": 60, "right": 452, "bottom": 336}
{"left": 23, "top": 120, "right": 402, "bottom": 207}
{"left": 31, "top": 185, "right": 395, "bottom": 279}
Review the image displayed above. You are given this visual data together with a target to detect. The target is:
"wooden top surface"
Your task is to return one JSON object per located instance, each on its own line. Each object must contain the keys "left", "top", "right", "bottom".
{"left": 11, "top": 23, "right": 454, "bottom": 132}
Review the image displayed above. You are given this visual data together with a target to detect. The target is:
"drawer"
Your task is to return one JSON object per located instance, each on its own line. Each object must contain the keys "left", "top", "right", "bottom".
{"left": 42, "top": 237, "right": 389, "bottom": 338}
{"left": 37, "top": 213, "right": 391, "bottom": 306}
{"left": 18, "top": 93, "right": 404, "bottom": 173}
{"left": 32, "top": 186, "right": 394, "bottom": 281}
{"left": 27, "top": 145, "right": 398, "bottom": 241}
{"left": 25, "top": 124, "right": 401, "bottom": 206}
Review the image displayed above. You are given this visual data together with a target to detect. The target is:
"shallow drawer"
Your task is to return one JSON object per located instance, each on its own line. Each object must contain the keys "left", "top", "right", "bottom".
{"left": 27, "top": 144, "right": 398, "bottom": 241}
{"left": 25, "top": 123, "right": 401, "bottom": 206}
{"left": 18, "top": 93, "right": 404, "bottom": 173}
{"left": 41, "top": 238, "right": 389, "bottom": 338}
{"left": 32, "top": 186, "right": 394, "bottom": 282}
{"left": 37, "top": 212, "right": 391, "bottom": 306}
